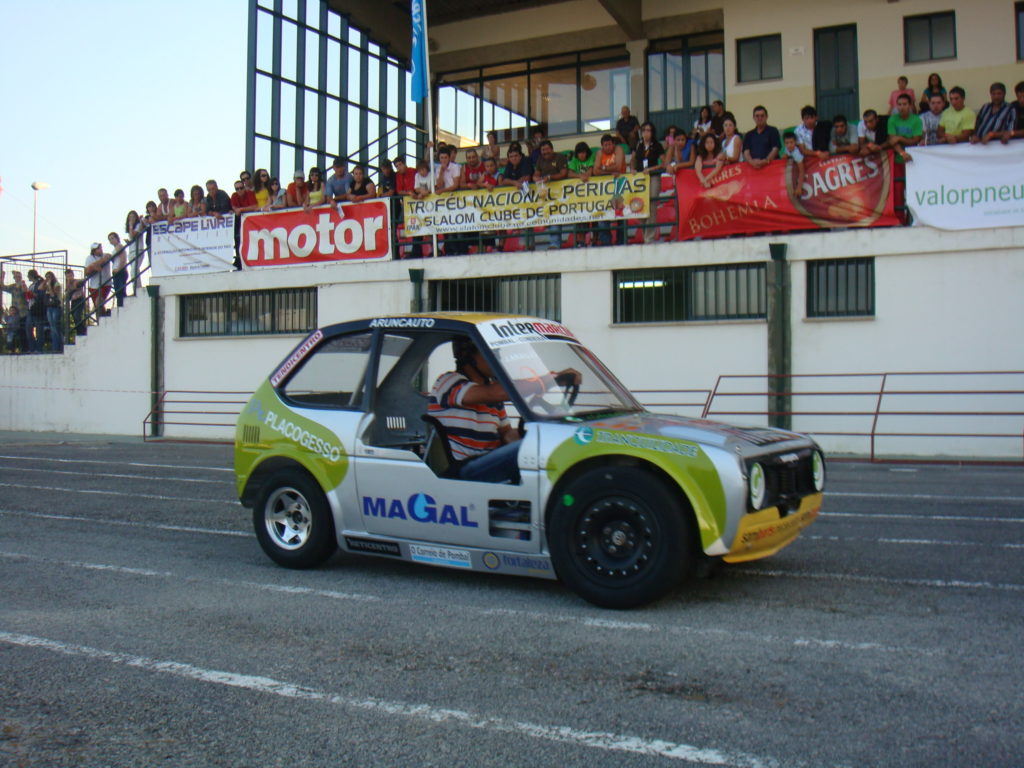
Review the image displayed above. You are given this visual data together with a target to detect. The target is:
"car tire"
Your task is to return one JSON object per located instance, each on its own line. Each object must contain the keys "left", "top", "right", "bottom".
{"left": 253, "top": 470, "right": 337, "bottom": 569}
{"left": 548, "top": 466, "right": 694, "bottom": 609}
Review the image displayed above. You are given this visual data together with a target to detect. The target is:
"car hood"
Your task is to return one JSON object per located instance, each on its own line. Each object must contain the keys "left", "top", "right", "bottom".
{"left": 578, "top": 410, "right": 813, "bottom": 458}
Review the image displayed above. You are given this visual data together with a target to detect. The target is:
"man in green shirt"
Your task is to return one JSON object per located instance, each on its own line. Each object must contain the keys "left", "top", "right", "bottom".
{"left": 938, "top": 86, "right": 976, "bottom": 143}
{"left": 884, "top": 93, "right": 923, "bottom": 162}
{"left": 567, "top": 141, "right": 595, "bottom": 178}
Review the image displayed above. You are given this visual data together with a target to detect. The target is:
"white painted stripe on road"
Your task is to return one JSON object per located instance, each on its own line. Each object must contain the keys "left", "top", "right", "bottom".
{"left": 0, "top": 551, "right": 382, "bottom": 603}
{"left": 829, "top": 491, "right": 1024, "bottom": 503}
{"left": 0, "top": 630, "right": 775, "bottom": 767}
{"left": 0, "top": 509, "right": 249, "bottom": 538}
{"left": 0, "top": 482, "right": 235, "bottom": 505}
{"left": 0, "top": 465, "right": 231, "bottom": 485}
{"left": 0, "top": 547, "right": 936, "bottom": 659}
{"left": 732, "top": 567, "right": 1024, "bottom": 592}
{"left": 806, "top": 534, "right": 1024, "bottom": 549}
{"left": 825, "top": 511, "right": 1023, "bottom": 524}
{"left": 0, "top": 454, "right": 234, "bottom": 473}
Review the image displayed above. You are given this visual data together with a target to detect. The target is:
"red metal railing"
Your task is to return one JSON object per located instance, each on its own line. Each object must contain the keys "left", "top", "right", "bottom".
{"left": 702, "top": 371, "right": 1024, "bottom": 463}
{"left": 142, "top": 371, "right": 1024, "bottom": 462}
{"left": 143, "top": 389, "right": 252, "bottom": 443}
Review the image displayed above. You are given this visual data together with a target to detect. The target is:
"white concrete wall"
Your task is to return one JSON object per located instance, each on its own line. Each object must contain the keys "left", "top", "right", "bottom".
{"left": 0, "top": 296, "right": 151, "bottom": 436}
{"left": 5, "top": 224, "right": 1023, "bottom": 457}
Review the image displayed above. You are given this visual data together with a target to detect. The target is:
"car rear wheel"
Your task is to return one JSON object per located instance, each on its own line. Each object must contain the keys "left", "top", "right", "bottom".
{"left": 253, "top": 470, "right": 337, "bottom": 568}
{"left": 548, "top": 466, "right": 694, "bottom": 609}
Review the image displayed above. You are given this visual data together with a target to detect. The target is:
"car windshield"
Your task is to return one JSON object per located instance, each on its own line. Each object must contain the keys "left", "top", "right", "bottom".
{"left": 491, "top": 339, "right": 642, "bottom": 420}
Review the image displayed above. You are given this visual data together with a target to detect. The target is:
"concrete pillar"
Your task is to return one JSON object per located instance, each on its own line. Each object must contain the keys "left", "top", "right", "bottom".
{"left": 767, "top": 243, "right": 791, "bottom": 430}
{"left": 625, "top": 39, "right": 649, "bottom": 120}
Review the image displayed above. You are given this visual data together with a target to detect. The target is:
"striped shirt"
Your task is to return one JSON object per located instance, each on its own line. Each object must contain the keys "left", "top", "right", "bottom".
{"left": 428, "top": 371, "right": 508, "bottom": 461}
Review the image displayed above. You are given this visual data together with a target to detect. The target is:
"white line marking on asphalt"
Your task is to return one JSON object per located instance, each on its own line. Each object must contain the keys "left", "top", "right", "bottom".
{"left": 0, "top": 630, "right": 776, "bottom": 767}
{"left": 0, "top": 465, "right": 231, "bottom": 485}
{"left": 731, "top": 568, "right": 1024, "bottom": 592}
{"left": 806, "top": 534, "right": 1024, "bottom": 549}
{"left": 0, "top": 548, "right": 937, "bottom": 659}
{"left": 0, "top": 552, "right": 381, "bottom": 603}
{"left": 829, "top": 491, "right": 1024, "bottom": 503}
{"left": 825, "top": 511, "right": 1023, "bottom": 524}
{"left": 0, "top": 454, "right": 234, "bottom": 472}
{"left": 0, "top": 482, "right": 235, "bottom": 505}
{"left": 0, "top": 509, "right": 248, "bottom": 537}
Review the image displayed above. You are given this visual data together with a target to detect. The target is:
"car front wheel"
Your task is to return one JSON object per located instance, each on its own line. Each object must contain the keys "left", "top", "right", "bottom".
{"left": 548, "top": 466, "right": 694, "bottom": 609}
{"left": 253, "top": 470, "right": 337, "bottom": 568}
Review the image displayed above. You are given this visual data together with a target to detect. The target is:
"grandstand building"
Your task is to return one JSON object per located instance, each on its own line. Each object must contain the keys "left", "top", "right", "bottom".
{"left": 3, "top": 0, "right": 1024, "bottom": 459}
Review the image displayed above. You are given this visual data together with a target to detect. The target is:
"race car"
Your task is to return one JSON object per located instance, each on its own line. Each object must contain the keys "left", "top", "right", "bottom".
{"left": 235, "top": 313, "right": 824, "bottom": 608}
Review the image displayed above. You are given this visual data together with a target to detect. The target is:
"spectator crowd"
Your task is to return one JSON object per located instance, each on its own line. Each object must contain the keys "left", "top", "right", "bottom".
{"left": 4, "top": 74, "right": 1023, "bottom": 352}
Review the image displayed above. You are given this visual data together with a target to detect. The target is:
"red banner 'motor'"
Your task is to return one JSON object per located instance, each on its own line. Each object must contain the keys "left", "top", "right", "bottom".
{"left": 241, "top": 202, "right": 391, "bottom": 267}
{"left": 676, "top": 152, "right": 898, "bottom": 240}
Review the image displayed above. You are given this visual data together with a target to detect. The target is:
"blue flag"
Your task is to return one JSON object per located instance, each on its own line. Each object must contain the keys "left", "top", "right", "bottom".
{"left": 410, "top": 0, "right": 427, "bottom": 103}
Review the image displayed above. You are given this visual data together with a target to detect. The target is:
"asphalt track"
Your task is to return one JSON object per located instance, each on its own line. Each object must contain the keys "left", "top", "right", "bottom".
{"left": 1, "top": 434, "right": 1021, "bottom": 767}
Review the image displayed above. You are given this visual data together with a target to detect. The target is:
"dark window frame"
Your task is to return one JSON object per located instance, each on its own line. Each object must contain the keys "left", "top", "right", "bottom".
{"left": 806, "top": 257, "right": 875, "bottom": 318}
{"left": 903, "top": 11, "right": 957, "bottom": 63}
{"left": 736, "top": 34, "right": 783, "bottom": 83}
{"left": 179, "top": 287, "right": 317, "bottom": 338}
{"left": 1017, "top": 2, "right": 1024, "bottom": 61}
{"left": 429, "top": 274, "right": 562, "bottom": 321}
{"left": 613, "top": 264, "right": 767, "bottom": 324}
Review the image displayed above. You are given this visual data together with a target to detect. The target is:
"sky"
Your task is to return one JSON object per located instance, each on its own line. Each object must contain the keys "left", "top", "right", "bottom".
{"left": 0, "top": 1, "right": 248, "bottom": 264}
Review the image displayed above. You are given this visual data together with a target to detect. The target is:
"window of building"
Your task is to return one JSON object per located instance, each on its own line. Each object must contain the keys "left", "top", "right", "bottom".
{"left": 736, "top": 35, "right": 783, "bottom": 83}
{"left": 429, "top": 274, "right": 561, "bottom": 321}
{"left": 248, "top": 0, "right": 423, "bottom": 187}
{"left": 614, "top": 264, "right": 766, "bottom": 324}
{"left": 436, "top": 49, "right": 629, "bottom": 145}
{"left": 806, "top": 258, "right": 874, "bottom": 318}
{"left": 647, "top": 33, "right": 724, "bottom": 135}
{"left": 1017, "top": 3, "right": 1024, "bottom": 60}
{"left": 179, "top": 287, "right": 317, "bottom": 337}
{"left": 904, "top": 12, "right": 957, "bottom": 63}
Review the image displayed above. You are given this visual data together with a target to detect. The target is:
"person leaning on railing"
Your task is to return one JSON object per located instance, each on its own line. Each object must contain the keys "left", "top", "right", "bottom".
{"left": 0, "top": 266, "right": 29, "bottom": 352}
{"left": 64, "top": 269, "right": 87, "bottom": 337}
{"left": 43, "top": 271, "right": 63, "bottom": 353}
{"left": 84, "top": 242, "right": 115, "bottom": 318}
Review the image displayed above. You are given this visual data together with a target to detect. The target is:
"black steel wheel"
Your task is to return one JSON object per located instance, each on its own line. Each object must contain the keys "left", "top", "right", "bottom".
{"left": 548, "top": 466, "right": 694, "bottom": 608}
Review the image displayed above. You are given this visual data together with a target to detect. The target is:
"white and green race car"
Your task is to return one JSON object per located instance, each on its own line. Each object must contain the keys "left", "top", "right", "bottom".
{"left": 235, "top": 313, "right": 824, "bottom": 608}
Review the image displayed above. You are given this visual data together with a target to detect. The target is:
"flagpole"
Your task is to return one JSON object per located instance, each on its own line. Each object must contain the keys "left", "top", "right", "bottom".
{"left": 421, "top": 0, "right": 438, "bottom": 258}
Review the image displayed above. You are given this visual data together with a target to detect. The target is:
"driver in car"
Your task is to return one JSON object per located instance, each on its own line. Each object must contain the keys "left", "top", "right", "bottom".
{"left": 427, "top": 338, "right": 579, "bottom": 484}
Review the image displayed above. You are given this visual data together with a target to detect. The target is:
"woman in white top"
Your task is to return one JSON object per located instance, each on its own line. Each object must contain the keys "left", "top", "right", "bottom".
{"left": 692, "top": 106, "right": 712, "bottom": 137}
{"left": 718, "top": 118, "right": 742, "bottom": 164}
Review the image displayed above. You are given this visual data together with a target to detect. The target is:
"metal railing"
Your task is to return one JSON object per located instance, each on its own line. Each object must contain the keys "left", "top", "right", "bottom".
{"left": 143, "top": 389, "right": 252, "bottom": 442}
{"left": 703, "top": 371, "right": 1024, "bottom": 463}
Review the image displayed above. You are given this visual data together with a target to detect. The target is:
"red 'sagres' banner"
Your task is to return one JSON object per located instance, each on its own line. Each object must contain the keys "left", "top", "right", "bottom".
{"left": 676, "top": 152, "right": 898, "bottom": 240}
{"left": 241, "top": 202, "right": 392, "bottom": 267}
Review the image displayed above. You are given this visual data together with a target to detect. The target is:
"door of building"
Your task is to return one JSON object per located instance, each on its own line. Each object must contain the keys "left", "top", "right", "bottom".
{"left": 814, "top": 25, "right": 859, "bottom": 121}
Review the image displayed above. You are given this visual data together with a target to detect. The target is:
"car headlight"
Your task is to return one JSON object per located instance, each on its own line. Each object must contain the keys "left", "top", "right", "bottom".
{"left": 748, "top": 462, "right": 766, "bottom": 510}
{"left": 811, "top": 450, "right": 825, "bottom": 492}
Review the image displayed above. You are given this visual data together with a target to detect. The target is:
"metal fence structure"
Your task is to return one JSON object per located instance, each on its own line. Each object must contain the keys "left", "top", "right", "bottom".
{"left": 139, "top": 371, "right": 1024, "bottom": 463}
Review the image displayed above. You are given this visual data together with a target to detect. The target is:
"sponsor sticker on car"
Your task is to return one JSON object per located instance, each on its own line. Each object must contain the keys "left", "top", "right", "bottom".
{"left": 409, "top": 544, "right": 472, "bottom": 569}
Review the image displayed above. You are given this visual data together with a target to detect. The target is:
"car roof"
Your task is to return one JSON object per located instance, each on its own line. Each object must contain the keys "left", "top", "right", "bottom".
{"left": 319, "top": 312, "right": 546, "bottom": 337}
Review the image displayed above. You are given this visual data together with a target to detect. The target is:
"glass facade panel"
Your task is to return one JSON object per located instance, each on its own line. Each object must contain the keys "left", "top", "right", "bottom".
{"left": 932, "top": 14, "right": 956, "bottom": 59}
{"left": 648, "top": 54, "right": 665, "bottom": 113}
{"left": 665, "top": 53, "right": 684, "bottom": 111}
{"left": 648, "top": 33, "right": 724, "bottom": 134}
{"left": 582, "top": 60, "right": 630, "bottom": 132}
{"left": 247, "top": 0, "right": 423, "bottom": 180}
{"left": 905, "top": 12, "right": 956, "bottom": 62}
{"left": 533, "top": 67, "right": 577, "bottom": 136}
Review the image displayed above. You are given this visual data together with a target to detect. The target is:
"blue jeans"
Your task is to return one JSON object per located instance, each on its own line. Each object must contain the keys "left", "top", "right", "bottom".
{"left": 27, "top": 314, "right": 45, "bottom": 352}
{"left": 458, "top": 440, "right": 521, "bottom": 484}
{"left": 47, "top": 306, "right": 63, "bottom": 352}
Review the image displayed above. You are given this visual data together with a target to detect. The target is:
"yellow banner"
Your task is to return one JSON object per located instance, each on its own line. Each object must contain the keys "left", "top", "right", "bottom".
{"left": 403, "top": 173, "right": 651, "bottom": 235}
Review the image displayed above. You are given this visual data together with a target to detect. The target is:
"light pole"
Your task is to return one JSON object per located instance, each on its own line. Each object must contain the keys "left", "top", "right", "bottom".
{"left": 32, "top": 181, "right": 50, "bottom": 256}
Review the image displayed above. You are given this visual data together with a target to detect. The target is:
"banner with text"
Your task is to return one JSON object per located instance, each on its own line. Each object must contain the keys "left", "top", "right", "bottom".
{"left": 241, "top": 201, "right": 392, "bottom": 268}
{"left": 151, "top": 215, "right": 236, "bottom": 277}
{"left": 402, "top": 173, "right": 651, "bottom": 236}
{"left": 676, "top": 152, "right": 898, "bottom": 240}
{"left": 906, "top": 142, "right": 1024, "bottom": 230}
